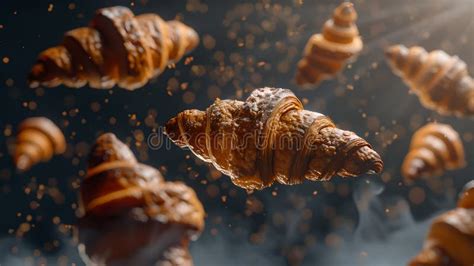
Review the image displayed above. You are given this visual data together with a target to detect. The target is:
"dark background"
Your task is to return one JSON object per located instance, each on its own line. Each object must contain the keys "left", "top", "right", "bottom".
{"left": 0, "top": 0, "right": 473, "bottom": 265}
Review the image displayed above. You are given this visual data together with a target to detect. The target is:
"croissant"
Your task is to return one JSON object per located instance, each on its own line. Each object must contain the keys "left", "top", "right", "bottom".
{"left": 385, "top": 45, "right": 474, "bottom": 117}
{"left": 28, "top": 6, "right": 199, "bottom": 90}
{"left": 295, "top": 2, "right": 363, "bottom": 86}
{"left": 78, "top": 133, "right": 204, "bottom": 265}
{"left": 165, "top": 87, "right": 383, "bottom": 191}
{"left": 401, "top": 123, "right": 465, "bottom": 180}
{"left": 409, "top": 182, "right": 474, "bottom": 266}
{"left": 458, "top": 180, "right": 474, "bottom": 209}
{"left": 13, "top": 117, "right": 66, "bottom": 171}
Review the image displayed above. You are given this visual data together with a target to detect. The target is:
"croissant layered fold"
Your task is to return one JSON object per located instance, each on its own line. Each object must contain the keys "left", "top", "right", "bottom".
{"left": 409, "top": 181, "right": 474, "bottom": 266}
{"left": 385, "top": 45, "right": 474, "bottom": 117}
{"left": 165, "top": 87, "right": 383, "bottom": 190}
{"left": 29, "top": 6, "right": 199, "bottom": 90}
{"left": 296, "top": 2, "right": 363, "bottom": 86}
{"left": 401, "top": 123, "right": 465, "bottom": 180}
{"left": 78, "top": 133, "right": 204, "bottom": 265}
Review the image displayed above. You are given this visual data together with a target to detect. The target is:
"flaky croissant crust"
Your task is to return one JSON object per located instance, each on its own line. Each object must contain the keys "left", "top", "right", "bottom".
{"left": 29, "top": 6, "right": 199, "bottom": 90}
{"left": 165, "top": 87, "right": 383, "bottom": 190}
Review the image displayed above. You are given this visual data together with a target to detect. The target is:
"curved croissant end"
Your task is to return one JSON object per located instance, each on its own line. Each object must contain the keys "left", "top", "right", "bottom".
{"left": 14, "top": 117, "right": 66, "bottom": 171}
{"left": 409, "top": 186, "right": 474, "bottom": 266}
{"left": 78, "top": 133, "right": 204, "bottom": 265}
{"left": 385, "top": 44, "right": 474, "bottom": 117}
{"left": 295, "top": 2, "right": 363, "bottom": 87}
{"left": 458, "top": 181, "right": 474, "bottom": 209}
{"left": 165, "top": 87, "right": 383, "bottom": 191}
{"left": 29, "top": 6, "right": 199, "bottom": 90}
{"left": 401, "top": 123, "right": 465, "bottom": 180}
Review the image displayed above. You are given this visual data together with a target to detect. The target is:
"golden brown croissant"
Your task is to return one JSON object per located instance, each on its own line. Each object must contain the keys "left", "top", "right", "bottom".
{"left": 295, "top": 2, "right": 363, "bottom": 86}
{"left": 13, "top": 117, "right": 66, "bottom": 171}
{"left": 401, "top": 123, "right": 465, "bottom": 180}
{"left": 385, "top": 45, "right": 474, "bottom": 117}
{"left": 409, "top": 182, "right": 474, "bottom": 266}
{"left": 165, "top": 87, "right": 383, "bottom": 191}
{"left": 78, "top": 133, "right": 204, "bottom": 266}
{"left": 29, "top": 6, "right": 199, "bottom": 90}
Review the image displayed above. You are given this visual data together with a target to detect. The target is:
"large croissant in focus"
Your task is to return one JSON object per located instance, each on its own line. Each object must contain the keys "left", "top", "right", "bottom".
{"left": 165, "top": 87, "right": 383, "bottom": 191}
{"left": 401, "top": 123, "right": 465, "bottom": 180}
{"left": 13, "top": 117, "right": 66, "bottom": 171}
{"left": 78, "top": 133, "right": 204, "bottom": 266}
{"left": 29, "top": 6, "right": 199, "bottom": 90}
{"left": 295, "top": 2, "right": 363, "bottom": 86}
{"left": 385, "top": 45, "right": 474, "bottom": 117}
{"left": 409, "top": 181, "right": 474, "bottom": 266}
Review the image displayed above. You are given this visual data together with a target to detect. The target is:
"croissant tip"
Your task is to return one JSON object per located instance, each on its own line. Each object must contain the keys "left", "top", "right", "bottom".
{"left": 15, "top": 155, "right": 32, "bottom": 172}
{"left": 371, "top": 159, "right": 384, "bottom": 174}
{"left": 335, "top": 2, "right": 357, "bottom": 20}
{"left": 96, "top": 132, "right": 118, "bottom": 142}
{"left": 339, "top": 2, "right": 355, "bottom": 12}
{"left": 384, "top": 46, "right": 399, "bottom": 59}
{"left": 90, "top": 133, "right": 125, "bottom": 159}
{"left": 367, "top": 154, "right": 384, "bottom": 176}
{"left": 187, "top": 27, "right": 200, "bottom": 50}
{"left": 28, "top": 63, "right": 46, "bottom": 87}
{"left": 164, "top": 116, "right": 184, "bottom": 146}
{"left": 342, "top": 146, "right": 384, "bottom": 177}
{"left": 402, "top": 161, "right": 423, "bottom": 180}
{"left": 458, "top": 181, "right": 474, "bottom": 208}
{"left": 364, "top": 150, "right": 384, "bottom": 175}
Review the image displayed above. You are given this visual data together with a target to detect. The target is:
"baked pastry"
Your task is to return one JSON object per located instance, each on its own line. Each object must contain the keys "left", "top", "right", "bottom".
{"left": 29, "top": 6, "right": 199, "bottom": 90}
{"left": 78, "top": 133, "right": 205, "bottom": 265}
{"left": 165, "top": 87, "right": 383, "bottom": 190}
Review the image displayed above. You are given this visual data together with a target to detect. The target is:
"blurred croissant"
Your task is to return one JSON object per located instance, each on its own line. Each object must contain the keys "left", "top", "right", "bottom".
{"left": 165, "top": 87, "right": 383, "bottom": 191}
{"left": 401, "top": 123, "right": 465, "bottom": 180}
{"left": 295, "top": 2, "right": 363, "bottom": 86}
{"left": 78, "top": 133, "right": 204, "bottom": 265}
{"left": 29, "top": 6, "right": 199, "bottom": 90}
{"left": 458, "top": 180, "right": 474, "bottom": 209}
{"left": 409, "top": 181, "right": 474, "bottom": 266}
{"left": 385, "top": 45, "right": 474, "bottom": 117}
{"left": 13, "top": 117, "right": 66, "bottom": 171}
